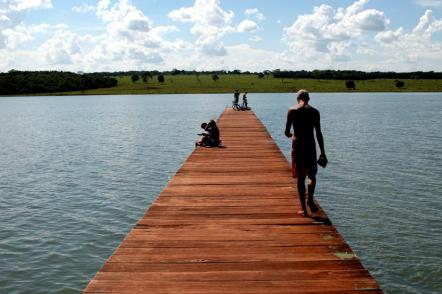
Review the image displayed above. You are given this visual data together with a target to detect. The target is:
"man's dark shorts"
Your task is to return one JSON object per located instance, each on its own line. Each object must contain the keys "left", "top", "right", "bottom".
{"left": 291, "top": 140, "right": 317, "bottom": 179}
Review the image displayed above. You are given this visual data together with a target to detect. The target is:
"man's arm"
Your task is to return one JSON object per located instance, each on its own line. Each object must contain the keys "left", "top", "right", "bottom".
{"left": 315, "top": 111, "right": 326, "bottom": 156}
{"left": 285, "top": 109, "right": 293, "bottom": 138}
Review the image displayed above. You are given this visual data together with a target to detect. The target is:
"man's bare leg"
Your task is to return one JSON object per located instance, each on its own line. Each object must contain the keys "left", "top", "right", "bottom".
{"left": 307, "top": 176, "right": 318, "bottom": 213}
{"left": 297, "top": 173, "right": 308, "bottom": 216}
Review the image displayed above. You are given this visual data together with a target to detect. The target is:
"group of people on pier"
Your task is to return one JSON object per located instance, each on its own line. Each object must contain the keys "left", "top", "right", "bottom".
{"left": 196, "top": 89, "right": 327, "bottom": 218}
{"left": 232, "top": 89, "right": 248, "bottom": 110}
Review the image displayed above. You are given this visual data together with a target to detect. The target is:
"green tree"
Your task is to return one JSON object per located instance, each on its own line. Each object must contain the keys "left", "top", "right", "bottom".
{"left": 157, "top": 75, "right": 165, "bottom": 83}
{"left": 131, "top": 74, "right": 139, "bottom": 83}
{"left": 345, "top": 80, "right": 356, "bottom": 90}
{"left": 395, "top": 80, "right": 405, "bottom": 88}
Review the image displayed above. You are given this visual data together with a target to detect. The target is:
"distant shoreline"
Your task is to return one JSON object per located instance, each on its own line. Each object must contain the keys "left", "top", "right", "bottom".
{"left": 8, "top": 89, "right": 442, "bottom": 97}
{"left": 2, "top": 74, "right": 442, "bottom": 96}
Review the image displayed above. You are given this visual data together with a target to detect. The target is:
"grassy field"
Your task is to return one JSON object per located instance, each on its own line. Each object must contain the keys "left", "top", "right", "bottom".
{"left": 49, "top": 74, "right": 442, "bottom": 95}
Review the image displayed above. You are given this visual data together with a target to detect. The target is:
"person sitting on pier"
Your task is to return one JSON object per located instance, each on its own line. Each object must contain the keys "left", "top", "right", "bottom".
{"left": 285, "top": 89, "right": 327, "bottom": 217}
{"left": 196, "top": 120, "right": 220, "bottom": 147}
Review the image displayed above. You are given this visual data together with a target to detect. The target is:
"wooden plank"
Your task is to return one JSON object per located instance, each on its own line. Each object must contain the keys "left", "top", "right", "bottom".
{"left": 83, "top": 108, "right": 382, "bottom": 293}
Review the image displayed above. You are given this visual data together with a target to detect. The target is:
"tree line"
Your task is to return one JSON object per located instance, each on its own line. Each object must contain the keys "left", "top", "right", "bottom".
{"left": 0, "top": 71, "right": 118, "bottom": 95}
{"left": 90, "top": 69, "right": 442, "bottom": 80}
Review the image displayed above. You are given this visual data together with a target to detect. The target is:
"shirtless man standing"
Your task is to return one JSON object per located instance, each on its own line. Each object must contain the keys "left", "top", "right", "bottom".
{"left": 285, "top": 90, "right": 327, "bottom": 216}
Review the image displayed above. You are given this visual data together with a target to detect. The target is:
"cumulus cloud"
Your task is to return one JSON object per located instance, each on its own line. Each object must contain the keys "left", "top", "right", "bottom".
{"left": 39, "top": 30, "right": 82, "bottom": 64}
{"left": 244, "top": 8, "right": 265, "bottom": 21}
{"left": 31, "top": 0, "right": 184, "bottom": 70}
{"left": 168, "top": 0, "right": 234, "bottom": 25}
{"left": 97, "top": 0, "right": 151, "bottom": 35}
{"left": 169, "top": 0, "right": 234, "bottom": 56}
{"left": 372, "top": 9, "right": 442, "bottom": 69}
{"left": 374, "top": 27, "right": 403, "bottom": 43}
{"left": 2, "top": 0, "right": 442, "bottom": 72}
{"left": 78, "top": 0, "right": 179, "bottom": 65}
{"left": 283, "top": 0, "right": 389, "bottom": 61}
{"left": 0, "top": 0, "right": 53, "bottom": 49}
{"left": 237, "top": 19, "right": 258, "bottom": 32}
{"left": 375, "top": 9, "right": 442, "bottom": 44}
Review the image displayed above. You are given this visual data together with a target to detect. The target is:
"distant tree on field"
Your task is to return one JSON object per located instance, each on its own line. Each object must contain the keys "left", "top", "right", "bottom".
{"left": 345, "top": 80, "right": 356, "bottom": 90}
{"left": 212, "top": 74, "right": 219, "bottom": 82}
{"left": 258, "top": 72, "right": 265, "bottom": 79}
{"left": 395, "top": 80, "right": 405, "bottom": 88}
{"left": 131, "top": 74, "right": 139, "bottom": 83}
{"left": 141, "top": 72, "right": 149, "bottom": 83}
{"left": 157, "top": 74, "right": 165, "bottom": 83}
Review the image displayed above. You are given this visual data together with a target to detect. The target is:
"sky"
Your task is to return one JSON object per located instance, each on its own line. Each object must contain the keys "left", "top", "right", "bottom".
{"left": 1, "top": 0, "right": 442, "bottom": 72}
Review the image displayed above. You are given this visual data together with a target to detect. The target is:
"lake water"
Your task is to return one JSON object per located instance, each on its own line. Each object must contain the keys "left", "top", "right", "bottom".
{"left": 0, "top": 93, "right": 441, "bottom": 294}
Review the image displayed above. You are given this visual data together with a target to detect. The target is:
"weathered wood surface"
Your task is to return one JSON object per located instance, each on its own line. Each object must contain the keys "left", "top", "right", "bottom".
{"left": 84, "top": 108, "right": 382, "bottom": 293}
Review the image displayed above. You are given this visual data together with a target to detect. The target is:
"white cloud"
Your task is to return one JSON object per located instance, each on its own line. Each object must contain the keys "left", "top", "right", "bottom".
{"left": 0, "top": 0, "right": 53, "bottom": 49}
{"left": 414, "top": 0, "right": 442, "bottom": 7}
{"left": 412, "top": 9, "right": 442, "bottom": 34}
{"left": 11, "top": 0, "right": 52, "bottom": 11}
{"left": 39, "top": 31, "right": 76, "bottom": 64}
{"left": 2, "top": 24, "right": 35, "bottom": 49}
{"left": 2, "top": 0, "right": 442, "bottom": 72}
{"left": 283, "top": 0, "right": 389, "bottom": 61}
{"left": 26, "top": 0, "right": 183, "bottom": 70}
{"left": 168, "top": 0, "right": 234, "bottom": 25}
{"left": 169, "top": 0, "right": 234, "bottom": 56}
{"left": 237, "top": 19, "right": 258, "bottom": 32}
{"left": 353, "top": 8, "right": 389, "bottom": 31}
{"left": 244, "top": 8, "right": 265, "bottom": 21}
{"left": 372, "top": 9, "right": 442, "bottom": 69}
{"left": 72, "top": 4, "right": 95, "bottom": 13}
{"left": 375, "top": 27, "right": 403, "bottom": 43}
{"left": 221, "top": 44, "right": 280, "bottom": 71}
{"left": 97, "top": 0, "right": 151, "bottom": 35}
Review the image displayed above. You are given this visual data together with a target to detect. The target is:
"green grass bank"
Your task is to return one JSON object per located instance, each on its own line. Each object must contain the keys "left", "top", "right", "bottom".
{"left": 44, "top": 74, "right": 442, "bottom": 95}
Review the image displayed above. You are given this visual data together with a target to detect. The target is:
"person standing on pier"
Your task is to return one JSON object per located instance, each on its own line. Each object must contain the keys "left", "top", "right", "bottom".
{"left": 285, "top": 90, "right": 327, "bottom": 216}
{"left": 242, "top": 92, "right": 248, "bottom": 109}
{"left": 233, "top": 90, "right": 240, "bottom": 108}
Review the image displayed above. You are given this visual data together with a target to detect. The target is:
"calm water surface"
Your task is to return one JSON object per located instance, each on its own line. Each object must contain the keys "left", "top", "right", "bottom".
{"left": 0, "top": 93, "right": 441, "bottom": 293}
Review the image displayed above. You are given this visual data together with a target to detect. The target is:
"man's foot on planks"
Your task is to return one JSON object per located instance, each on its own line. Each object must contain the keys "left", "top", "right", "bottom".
{"left": 298, "top": 210, "right": 308, "bottom": 217}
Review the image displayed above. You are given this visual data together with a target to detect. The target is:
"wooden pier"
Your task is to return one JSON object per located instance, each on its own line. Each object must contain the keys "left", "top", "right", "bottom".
{"left": 84, "top": 109, "right": 382, "bottom": 293}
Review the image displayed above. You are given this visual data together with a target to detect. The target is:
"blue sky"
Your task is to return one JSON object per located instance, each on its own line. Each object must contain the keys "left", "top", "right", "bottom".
{"left": 1, "top": 0, "right": 442, "bottom": 72}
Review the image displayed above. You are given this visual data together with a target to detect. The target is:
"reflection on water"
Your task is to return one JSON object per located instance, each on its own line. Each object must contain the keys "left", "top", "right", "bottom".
{"left": 0, "top": 93, "right": 441, "bottom": 293}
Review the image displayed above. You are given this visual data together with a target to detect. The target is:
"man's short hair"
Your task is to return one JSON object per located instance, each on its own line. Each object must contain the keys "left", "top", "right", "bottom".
{"left": 201, "top": 122, "right": 207, "bottom": 129}
{"left": 297, "top": 89, "right": 310, "bottom": 102}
